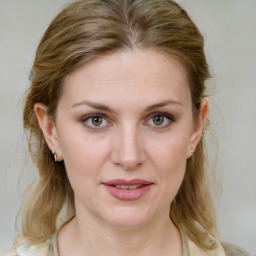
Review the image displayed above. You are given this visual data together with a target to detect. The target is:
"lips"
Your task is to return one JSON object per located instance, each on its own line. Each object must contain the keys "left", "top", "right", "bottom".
{"left": 103, "top": 179, "right": 153, "bottom": 201}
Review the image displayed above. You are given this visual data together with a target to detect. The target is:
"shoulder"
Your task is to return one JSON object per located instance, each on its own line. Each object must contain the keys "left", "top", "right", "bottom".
{"left": 3, "top": 243, "right": 50, "bottom": 256}
{"left": 3, "top": 232, "right": 58, "bottom": 256}
{"left": 221, "top": 241, "right": 251, "bottom": 256}
{"left": 186, "top": 233, "right": 252, "bottom": 256}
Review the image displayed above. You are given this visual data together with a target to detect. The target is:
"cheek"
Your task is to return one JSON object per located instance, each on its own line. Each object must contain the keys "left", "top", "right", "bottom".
{"left": 58, "top": 130, "right": 99, "bottom": 175}
{"left": 146, "top": 136, "right": 188, "bottom": 208}
{"left": 58, "top": 130, "right": 113, "bottom": 189}
{"left": 59, "top": 125, "right": 105, "bottom": 161}
{"left": 149, "top": 135, "right": 189, "bottom": 181}
{"left": 59, "top": 138, "right": 105, "bottom": 200}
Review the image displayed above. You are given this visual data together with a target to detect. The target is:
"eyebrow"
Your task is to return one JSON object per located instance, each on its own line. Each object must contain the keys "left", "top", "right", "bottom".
{"left": 144, "top": 100, "right": 183, "bottom": 112}
{"left": 72, "top": 100, "right": 116, "bottom": 113}
{"left": 71, "top": 99, "right": 183, "bottom": 112}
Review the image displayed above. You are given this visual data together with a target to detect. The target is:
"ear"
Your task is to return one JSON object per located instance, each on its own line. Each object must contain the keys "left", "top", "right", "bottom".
{"left": 34, "top": 103, "right": 63, "bottom": 161}
{"left": 187, "top": 97, "right": 209, "bottom": 158}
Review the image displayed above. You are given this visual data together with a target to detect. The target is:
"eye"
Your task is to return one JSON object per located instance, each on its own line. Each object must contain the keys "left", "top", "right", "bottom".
{"left": 82, "top": 114, "right": 109, "bottom": 128}
{"left": 147, "top": 113, "right": 175, "bottom": 128}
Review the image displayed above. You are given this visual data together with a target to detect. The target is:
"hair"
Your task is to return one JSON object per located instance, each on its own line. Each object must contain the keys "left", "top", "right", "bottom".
{"left": 21, "top": 0, "right": 217, "bottom": 251}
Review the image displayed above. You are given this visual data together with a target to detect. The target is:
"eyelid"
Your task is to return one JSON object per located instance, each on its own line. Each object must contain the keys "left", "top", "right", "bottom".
{"left": 145, "top": 112, "right": 175, "bottom": 127}
{"left": 81, "top": 112, "right": 175, "bottom": 129}
{"left": 81, "top": 113, "right": 111, "bottom": 128}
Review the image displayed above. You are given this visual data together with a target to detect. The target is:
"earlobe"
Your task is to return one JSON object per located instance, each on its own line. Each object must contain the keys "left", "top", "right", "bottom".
{"left": 34, "top": 103, "right": 63, "bottom": 161}
{"left": 187, "top": 97, "right": 209, "bottom": 158}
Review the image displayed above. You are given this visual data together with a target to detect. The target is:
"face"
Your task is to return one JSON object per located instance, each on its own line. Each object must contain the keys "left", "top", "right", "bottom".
{"left": 36, "top": 49, "right": 207, "bottom": 229}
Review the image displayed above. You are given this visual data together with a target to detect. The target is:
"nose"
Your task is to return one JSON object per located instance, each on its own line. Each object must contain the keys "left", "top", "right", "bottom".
{"left": 110, "top": 124, "right": 146, "bottom": 170}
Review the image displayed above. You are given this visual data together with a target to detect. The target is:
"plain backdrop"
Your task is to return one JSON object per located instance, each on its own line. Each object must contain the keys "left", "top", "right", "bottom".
{"left": 0, "top": 0, "right": 255, "bottom": 254}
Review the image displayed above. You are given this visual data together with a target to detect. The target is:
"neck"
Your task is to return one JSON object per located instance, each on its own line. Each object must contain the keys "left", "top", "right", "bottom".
{"left": 58, "top": 207, "right": 182, "bottom": 256}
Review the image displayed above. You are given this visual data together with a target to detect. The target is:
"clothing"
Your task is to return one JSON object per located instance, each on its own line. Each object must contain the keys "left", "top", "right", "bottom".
{"left": 221, "top": 242, "right": 252, "bottom": 256}
{"left": 5, "top": 232, "right": 251, "bottom": 256}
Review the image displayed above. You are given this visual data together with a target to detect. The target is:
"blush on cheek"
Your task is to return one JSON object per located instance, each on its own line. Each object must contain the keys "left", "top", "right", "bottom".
{"left": 154, "top": 139, "right": 187, "bottom": 160}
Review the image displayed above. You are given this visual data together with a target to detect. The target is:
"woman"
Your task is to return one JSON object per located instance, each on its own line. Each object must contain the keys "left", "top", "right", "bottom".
{"left": 6, "top": 0, "right": 250, "bottom": 255}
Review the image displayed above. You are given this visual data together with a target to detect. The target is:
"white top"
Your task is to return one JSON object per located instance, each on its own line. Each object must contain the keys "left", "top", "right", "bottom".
{"left": 4, "top": 231, "right": 226, "bottom": 256}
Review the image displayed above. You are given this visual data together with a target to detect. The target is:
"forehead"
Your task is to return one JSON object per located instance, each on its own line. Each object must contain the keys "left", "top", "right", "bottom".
{"left": 61, "top": 49, "right": 191, "bottom": 109}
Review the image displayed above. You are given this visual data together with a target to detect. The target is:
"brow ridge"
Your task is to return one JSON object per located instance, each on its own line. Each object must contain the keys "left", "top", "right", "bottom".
{"left": 71, "top": 99, "right": 182, "bottom": 113}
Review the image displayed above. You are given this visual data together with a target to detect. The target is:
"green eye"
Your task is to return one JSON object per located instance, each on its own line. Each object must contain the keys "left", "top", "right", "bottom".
{"left": 83, "top": 114, "right": 108, "bottom": 128}
{"left": 152, "top": 115, "right": 164, "bottom": 126}
{"left": 91, "top": 116, "right": 103, "bottom": 126}
{"left": 147, "top": 113, "right": 175, "bottom": 128}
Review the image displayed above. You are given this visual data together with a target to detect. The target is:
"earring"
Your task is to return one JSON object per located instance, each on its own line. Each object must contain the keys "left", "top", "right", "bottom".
{"left": 190, "top": 149, "right": 194, "bottom": 153}
{"left": 52, "top": 150, "right": 57, "bottom": 162}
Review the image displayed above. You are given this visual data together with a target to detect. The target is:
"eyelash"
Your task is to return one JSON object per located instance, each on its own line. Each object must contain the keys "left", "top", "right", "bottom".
{"left": 145, "top": 113, "right": 175, "bottom": 128}
{"left": 81, "top": 114, "right": 110, "bottom": 129}
{"left": 81, "top": 112, "right": 175, "bottom": 129}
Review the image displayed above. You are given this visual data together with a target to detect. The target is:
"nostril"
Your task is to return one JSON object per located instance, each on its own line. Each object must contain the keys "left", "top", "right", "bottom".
{"left": 109, "top": 128, "right": 146, "bottom": 169}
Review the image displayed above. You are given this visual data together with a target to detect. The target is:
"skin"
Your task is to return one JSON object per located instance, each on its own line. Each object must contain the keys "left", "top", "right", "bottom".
{"left": 35, "top": 49, "right": 208, "bottom": 256}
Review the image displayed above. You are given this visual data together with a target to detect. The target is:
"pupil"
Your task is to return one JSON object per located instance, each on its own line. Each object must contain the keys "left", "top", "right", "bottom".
{"left": 92, "top": 116, "right": 102, "bottom": 126}
{"left": 154, "top": 115, "right": 164, "bottom": 125}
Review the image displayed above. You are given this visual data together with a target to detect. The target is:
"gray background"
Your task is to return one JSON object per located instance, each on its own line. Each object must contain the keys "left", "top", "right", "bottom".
{"left": 0, "top": 0, "right": 255, "bottom": 254}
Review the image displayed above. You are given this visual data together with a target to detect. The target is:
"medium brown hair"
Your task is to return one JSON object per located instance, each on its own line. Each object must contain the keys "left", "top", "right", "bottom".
{"left": 21, "top": 0, "right": 216, "bottom": 250}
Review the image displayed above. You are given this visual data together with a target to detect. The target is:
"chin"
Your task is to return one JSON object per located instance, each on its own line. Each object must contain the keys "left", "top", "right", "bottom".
{"left": 100, "top": 206, "right": 159, "bottom": 230}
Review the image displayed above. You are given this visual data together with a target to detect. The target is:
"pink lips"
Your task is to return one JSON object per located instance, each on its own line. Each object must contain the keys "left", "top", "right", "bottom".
{"left": 103, "top": 179, "right": 153, "bottom": 201}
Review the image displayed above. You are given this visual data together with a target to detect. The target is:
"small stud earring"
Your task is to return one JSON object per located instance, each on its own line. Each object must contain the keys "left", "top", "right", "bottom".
{"left": 52, "top": 150, "right": 57, "bottom": 162}
{"left": 190, "top": 149, "right": 194, "bottom": 153}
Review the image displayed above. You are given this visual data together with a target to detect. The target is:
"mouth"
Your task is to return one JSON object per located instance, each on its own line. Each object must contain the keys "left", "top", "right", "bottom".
{"left": 112, "top": 184, "right": 144, "bottom": 189}
{"left": 103, "top": 179, "right": 153, "bottom": 201}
